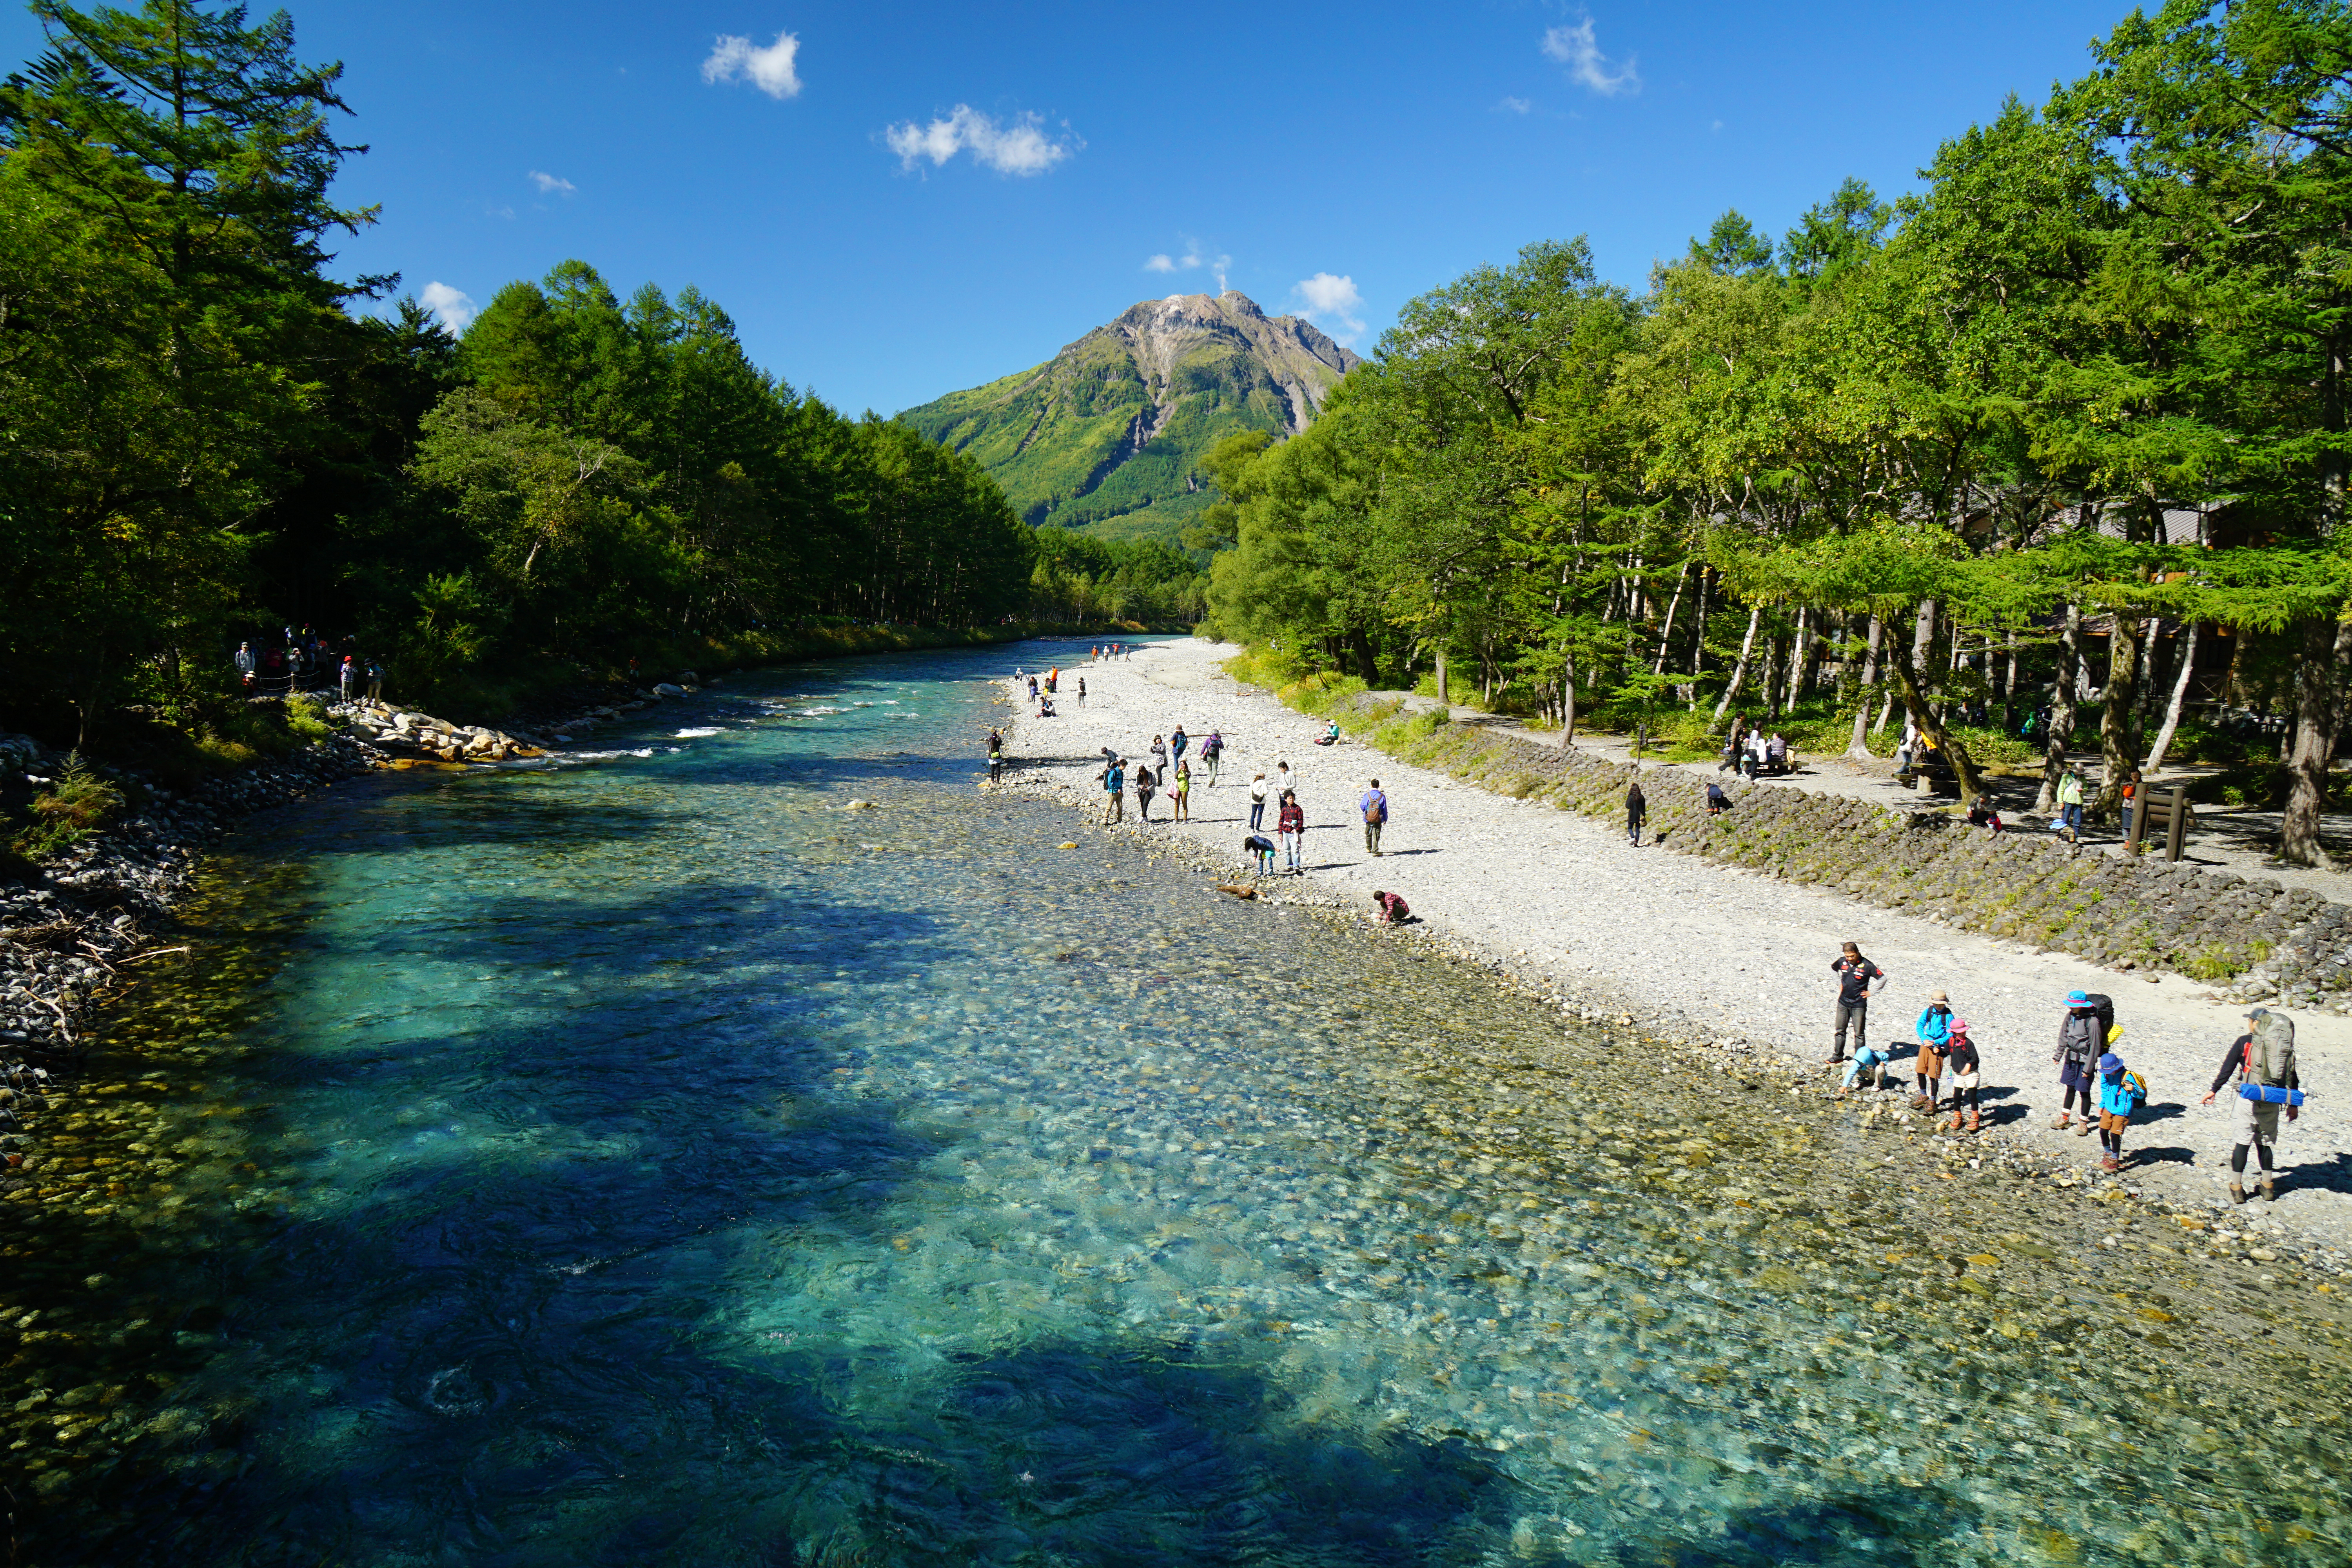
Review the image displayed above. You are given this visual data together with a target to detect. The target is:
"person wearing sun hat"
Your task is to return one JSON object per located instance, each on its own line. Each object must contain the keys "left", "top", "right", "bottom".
{"left": 2053, "top": 988, "right": 2109, "bottom": 1133}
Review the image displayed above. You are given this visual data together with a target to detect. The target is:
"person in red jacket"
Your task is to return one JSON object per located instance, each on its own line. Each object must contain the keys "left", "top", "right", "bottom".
{"left": 1276, "top": 790, "right": 1306, "bottom": 875}
{"left": 1373, "top": 890, "right": 1411, "bottom": 924}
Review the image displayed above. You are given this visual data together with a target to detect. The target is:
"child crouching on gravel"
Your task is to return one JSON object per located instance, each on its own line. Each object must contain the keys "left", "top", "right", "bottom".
{"left": 2096, "top": 1048, "right": 2148, "bottom": 1171}
{"left": 1838, "top": 1042, "right": 1892, "bottom": 1096}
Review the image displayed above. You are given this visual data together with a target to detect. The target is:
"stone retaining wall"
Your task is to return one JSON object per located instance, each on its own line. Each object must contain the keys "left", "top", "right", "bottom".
{"left": 1319, "top": 690, "right": 2352, "bottom": 1013}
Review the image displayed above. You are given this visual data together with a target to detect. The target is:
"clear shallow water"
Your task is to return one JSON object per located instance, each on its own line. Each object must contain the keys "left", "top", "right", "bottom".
{"left": 10, "top": 641, "right": 2352, "bottom": 1566}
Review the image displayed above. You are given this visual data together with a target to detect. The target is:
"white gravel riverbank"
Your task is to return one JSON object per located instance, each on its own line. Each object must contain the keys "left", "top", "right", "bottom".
{"left": 995, "top": 638, "right": 2352, "bottom": 1249}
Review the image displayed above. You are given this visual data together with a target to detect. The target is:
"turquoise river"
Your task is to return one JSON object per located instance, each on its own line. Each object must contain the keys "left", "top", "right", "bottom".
{"left": 5, "top": 640, "right": 2348, "bottom": 1566}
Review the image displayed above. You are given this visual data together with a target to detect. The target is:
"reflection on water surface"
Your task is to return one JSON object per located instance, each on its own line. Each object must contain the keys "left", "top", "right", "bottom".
{"left": 7, "top": 642, "right": 2350, "bottom": 1566}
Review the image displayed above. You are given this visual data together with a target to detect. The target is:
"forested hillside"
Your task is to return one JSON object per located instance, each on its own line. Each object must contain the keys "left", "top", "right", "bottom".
{"left": 1201, "top": 0, "right": 2352, "bottom": 866}
{"left": 0, "top": 0, "right": 1187, "bottom": 757}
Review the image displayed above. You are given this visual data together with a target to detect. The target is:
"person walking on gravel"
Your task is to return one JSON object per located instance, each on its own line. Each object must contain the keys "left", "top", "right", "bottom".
{"left": 2202, "top": 1006, "right": 2302, "bottom": 1203}
{"left": 1135, "top": 762, "right": 1158, "bottom": 823}
{"left": 1828, "top": 941, "right": 1884, "bottom": 1068}
{"left": 1249, "top": 773, "right": 1269, "bottom": 831}
{"left": 2055, "top": 767, "right": 2084, "bottom": 844}
{"left": 1202, "top": 731, "right": 1222, "bottom": 785}
{"left": 1172, "top": 760, "right": 1192, "bottom": 822}
{"left": 1626, "top": 780, "right": 1647, "bottom": 847}
{"left": 2053, "top": 989, "right": 2109, "bottom": 1133}
{"left": 1359, "top": 779, "right": 1389, "bottom": 857}
{"left": 988, "top": 729, "right": 1003, "bottom": 783}
{"left": 1171, "top": 726, "right": 1189, "bottom": 776}
{"left": 1150, "top": 734, "right": 1169, "bottom": 784}
{"left": 1102, "top": 757, "right": 1125, "bottom": 824}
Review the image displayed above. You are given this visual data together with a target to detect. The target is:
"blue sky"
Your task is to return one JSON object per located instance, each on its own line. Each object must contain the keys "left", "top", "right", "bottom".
{"left": 9, "top": 1, "right": 2137, "bottom": 416}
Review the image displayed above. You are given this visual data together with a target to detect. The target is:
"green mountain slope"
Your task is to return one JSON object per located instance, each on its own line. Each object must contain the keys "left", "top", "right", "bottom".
{"left": 898, "top": 291, "right": 1361, "bottom": 542}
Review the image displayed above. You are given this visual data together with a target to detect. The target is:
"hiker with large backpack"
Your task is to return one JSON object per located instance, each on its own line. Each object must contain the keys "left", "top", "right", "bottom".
{"left": 2201, "top": 1007, "right": 2303, "bottom": 1203}
{"left": 2053, "top": 989, "right": 2114, "bottom": 1135}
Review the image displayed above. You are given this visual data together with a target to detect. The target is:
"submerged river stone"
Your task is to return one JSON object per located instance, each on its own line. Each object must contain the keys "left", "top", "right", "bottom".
{"left": 2, "top": 641, "right": 2347, "bottom": 1567}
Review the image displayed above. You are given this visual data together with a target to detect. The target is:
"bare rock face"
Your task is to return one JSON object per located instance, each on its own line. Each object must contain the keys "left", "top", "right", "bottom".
{"left": 897, "top": 291, "right": 1363, "bottom": 541}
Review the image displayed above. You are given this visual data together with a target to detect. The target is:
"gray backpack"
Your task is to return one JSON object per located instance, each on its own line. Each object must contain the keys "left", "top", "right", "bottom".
{"left": 2249, "top": 1011, "right": 2298, "bottom": 1087}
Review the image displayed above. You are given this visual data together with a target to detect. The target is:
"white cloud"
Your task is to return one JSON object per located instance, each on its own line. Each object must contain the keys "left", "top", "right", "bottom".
{"left": 1497, "top": 95, "right": 1533, "bottom": 114}
{"left": 528, "top": 170, "right": 575, "bottom": 195}
{"left": 1541, "top": 17, "right": 1639, "bottom": 97}
{"left": 419, "top": 281, "right": 476, "bottom": 334}
{"left": 884, "top": 105, "right": 1077, "bottom": 176}
{"left": 702, "top": 30, "right": 802, "bottom": 99}
{"left": 1293, "top": 272, "right": 1365, "bottom": 339}
{"left": 1142, "top": 238, "right": 1229, "bottom": 290}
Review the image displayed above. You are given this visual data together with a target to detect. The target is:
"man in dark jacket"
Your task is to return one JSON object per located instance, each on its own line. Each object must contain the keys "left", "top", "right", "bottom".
{"left": 1828, "top": 942, "right": 1884, "bottom": 1067}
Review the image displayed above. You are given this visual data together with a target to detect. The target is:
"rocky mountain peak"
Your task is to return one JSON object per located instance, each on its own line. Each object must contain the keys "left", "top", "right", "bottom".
{"left": 898, "top": 293, "right": 1364, "bottom": 542}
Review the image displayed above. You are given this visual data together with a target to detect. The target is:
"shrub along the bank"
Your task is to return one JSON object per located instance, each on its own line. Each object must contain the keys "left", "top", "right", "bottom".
{"left": 1301, "top": 685, "right": 2352, "bottom": 1016}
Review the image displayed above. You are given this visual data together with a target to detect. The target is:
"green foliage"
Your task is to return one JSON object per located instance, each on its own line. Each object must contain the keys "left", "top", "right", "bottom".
{"left": 1192, "top": 2, "right": 2352, "bottom": 838}
{"left": 0, "top": 2, "right": 1058, "bottom": 741}
{"left": 10, "top": 753, "right": 123, "bottom": 860}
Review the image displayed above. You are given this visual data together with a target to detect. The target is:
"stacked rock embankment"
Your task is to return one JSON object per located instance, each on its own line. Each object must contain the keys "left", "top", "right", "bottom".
{"left": 1317, "top": 689, "right": 2352, "bottom": 1009}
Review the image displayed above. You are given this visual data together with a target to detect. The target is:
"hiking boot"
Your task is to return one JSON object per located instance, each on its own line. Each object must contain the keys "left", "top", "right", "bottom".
{"left": 2258, "top": 1172, "right": 2278, "bottom": 1202}
{"left": 2229, "top": 1180, "right": 2248, "bottom": 1205}
{"left": 2053, "top": 1114, "right": 2071, "bottom": 1130}
{"left": 2074, "top": 1120, "right": 2092, "bottom": 1137}
{"left": 1910, "top": 1093, "right": 1931, "bottom": 1112}
{"left": 1966, "top": 1108, "right": 1982, "bottom": 1135}
{"left": 2101, "top": 1154, "right": 2120, "bottom": 1172}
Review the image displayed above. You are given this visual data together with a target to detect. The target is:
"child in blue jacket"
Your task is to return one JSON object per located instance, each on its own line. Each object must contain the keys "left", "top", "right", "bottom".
{"left": 2097, "top": 1049, "right": 2146, "bottom": 1172}
{"left": 1913, "top": 991, "right": 1955, "bottom": 1110}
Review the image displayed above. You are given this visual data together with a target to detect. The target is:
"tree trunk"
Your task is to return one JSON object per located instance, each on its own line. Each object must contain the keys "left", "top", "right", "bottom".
{"left": 1784, "top": 606, "right": 1808, "bottom": 705}
{"left": 1348, "top": 628, "right": 1379, "bottom": 686}
{"left": 1651, "top": 561, "right": 1689, "bottom": 675}
{"left": 2092, "top": 608, "right": 2144, "bottom": 821}
{"left": 1883, "top": 627, "right": 1985, "bottom": 802}
{"left": 1434, "top": 647, "right": 1447, "bottom": 706}
{"left": 2034, "top": 604, "right": 2082, "bottom": 813}
{"left": 2141, "top": 621, "right": 2200, "bottom": 776}
{"left": 1909, "top": 598, "right": 1937, "bottom": 719}
{"left": 1846, "top": 614, "right": 1884, "bottom": 760}
{"left": 1711, "top": 604, "right": 1763, "bottom": 724}
{"left": 1561, "top": 650, "right": 1577, "bottom": 748}
{"left": 2001, "top": 629, "right": 2020, "bottom": 732}
{"left": 2281, "top": 617, "right": 2351, "bottom": 866}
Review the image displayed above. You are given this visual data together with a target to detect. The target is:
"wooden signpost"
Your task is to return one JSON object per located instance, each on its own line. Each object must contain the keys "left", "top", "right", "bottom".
{"left": 2126, "top": 784, "right": 2192, "bottom": 862}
